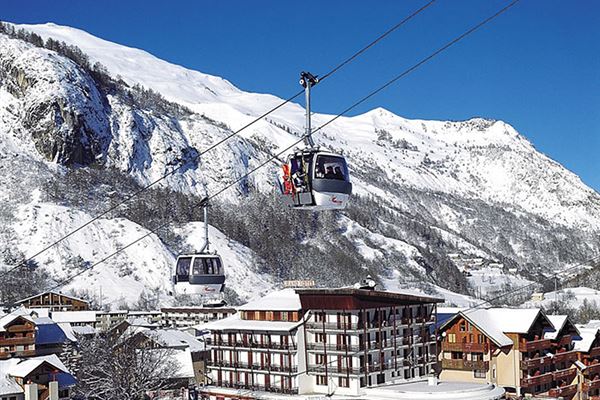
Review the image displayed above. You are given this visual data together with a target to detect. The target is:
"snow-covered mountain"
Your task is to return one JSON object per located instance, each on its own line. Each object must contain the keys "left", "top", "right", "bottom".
{"left": 1, "top": 22, "right": 599, "bottom": 308}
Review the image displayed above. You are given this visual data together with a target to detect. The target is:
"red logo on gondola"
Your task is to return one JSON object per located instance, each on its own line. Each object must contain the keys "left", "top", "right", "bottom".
{"left": 204, "top": 287, "right": 217, "bottom": 292}
{"left": 331, "top": 196, "right": 342, "bottom": 205}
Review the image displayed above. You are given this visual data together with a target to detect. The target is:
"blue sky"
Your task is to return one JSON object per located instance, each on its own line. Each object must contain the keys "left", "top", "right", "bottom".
{"left": 4, "top": 0, "right": 600, "bottom": 191}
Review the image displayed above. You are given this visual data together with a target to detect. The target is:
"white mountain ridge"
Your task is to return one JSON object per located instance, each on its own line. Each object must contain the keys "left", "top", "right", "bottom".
{"left": 1, "top": 22, "right": 599, "bottom": 307}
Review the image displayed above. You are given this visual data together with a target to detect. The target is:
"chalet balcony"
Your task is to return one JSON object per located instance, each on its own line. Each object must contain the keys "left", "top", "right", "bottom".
{"left": 556, "top": 335, "right": 573, "bottom": 347}
{"left": 590, "top": 347, "right": 600, "bottom": 357}
{"left": 442, "top": 342, "right": 488, "bottom": 352}
{"left": 0, "top": 337, "right": 35, "bottom": 346}
{"left": 0, "top": 350, "right": 36, "bottom": 359}
{"left": 520, "top": 355, "right": 552, "bottom": 370}
{"left": 585, "top": 363, "right": 600, "bottom": 377}
{"left": 548, "top": 384, "right": 578, "bottom": 398}
{"left": 5, "top": 326, "right": 33, "bottom": 333}
{"left": 521, "top": 372, "right": 554, "bottom": 387}
{"left": 441, "top": 359, "right": 489, "bottom": 371}
{"left": 583, "top": 379, "right": 600, "bottom": 391}
{"left": 553, "top": 368, "right": 576, "bottom": 383}
{"left": 553, "top": 350, "right": 578, "bottom": 364}
{"left": 214, "top": 382, "right": 299, "bottom": 395}
{"left": 519, "top": 338, "right": 553, "bottom": 352}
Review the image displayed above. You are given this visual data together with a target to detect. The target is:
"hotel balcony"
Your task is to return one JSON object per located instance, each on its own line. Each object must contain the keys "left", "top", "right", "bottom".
{"left": 590, "top": 347, "right": 600, "bottom": 358}
{"left": 583, "top": 379, "right": 600, "bottom": 391}
{"left": 521, "top": 372, "right": 554, "bottom": 387}
{"left": 441, "top": 359, "right": 489, "bottom": 371}
{"left": 209, "top": 360, "right": 298, "bottom": 373}
{"left": 553, "top": 368, "right": 576, "bottom": 383}
{"left": 305, "top": 343, "right": 361, "bottom": 353}
{"left": 205, "top": 338, "right": 296, "bottom": 351}
{"left": 553, "top": 350, "right": 578, "bottom": 364}
{"left": 585, "top": 363, "right": 600, "bottom": 377}
{"left": 519, "top": 338, "right": 553, "bottom": 352}
{"left": 520, "top": 355, "right": 552, "bottom": 370}
{"left": 548, "top": 384, "right": 578, "bottom": 398}
{"left": 555, "top": 335, "right": 573, "bottom": 348}
{"left": 214, "top": 381, "right": 299, "bottom": 395}
{"left": 442, "top": 342, "right": 489, "bottom": 353}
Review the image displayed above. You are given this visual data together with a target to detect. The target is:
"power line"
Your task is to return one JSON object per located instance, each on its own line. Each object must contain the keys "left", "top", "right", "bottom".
{"left": 0, "top": 1, "right": 436, "bottom": 280}
{"left": 45, "top": 0, "right": 521, "bottom": 296}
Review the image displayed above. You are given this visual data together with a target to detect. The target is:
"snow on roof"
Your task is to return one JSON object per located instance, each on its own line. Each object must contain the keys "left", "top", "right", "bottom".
{"left": 72, "top": 325, "right": 97, "bottom": 336}
{"left": 8, "top": 354, "right": 69, "bottom": 378}
{"left": 544, "top": 315, "right": 568, "bottom": 340}
{"left": 573, "top": 328, "right": 599, "bottom": 352}
{"left": 203, "top": 313, "right": 303, "bottom": 333}
{"left": 16, "top": 291, "right": 87, "bottom": 304}
{"left": 50, "top": 311, "right": 97, "bottom": 323}
{"left": 237, "top": 288, "right": 301, "bottom": 311}
{"left": 446, "top": 308, "right": 546, "bottom": 348}
{"left": 170, "top": 348, "right": 194, "bottom": 379}
{"left": 0, "top": 309, "right": 33, "bottom": 332}
{"left": 0, "top": 359, "right": 23, "bottom": 396}
{"left": 143, "top": 329, "right": 205, "bottom": 352}
{"left": 57, "top": 323, "right": 78, "bottom": 342}
{"left": 28, "top": 308, "right": 50, "bottom": 318}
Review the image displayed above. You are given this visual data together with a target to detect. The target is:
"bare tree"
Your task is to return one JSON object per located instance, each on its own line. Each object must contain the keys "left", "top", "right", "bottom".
{"left": 74, "top": 332, "right": 181, "bottom": 400}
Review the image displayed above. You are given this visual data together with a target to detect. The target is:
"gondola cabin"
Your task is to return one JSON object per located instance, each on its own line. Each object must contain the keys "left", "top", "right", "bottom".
{"left": 173, "top": 254, "right": 225, "bottom": 295}
{"left": 280, "top": 149, "right": 352, "bottom": 211}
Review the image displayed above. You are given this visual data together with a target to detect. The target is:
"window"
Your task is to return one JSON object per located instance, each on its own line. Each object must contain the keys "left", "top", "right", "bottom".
{"left": 316, "top": 375, "right": 327, "bottom": 385}
{"left": 447, "top": 333, "right": 456, "bottom": 343}
{"left": 338, "top": 377, "right": 350, "bottom": 388}
{"left": 315, "top": 333, "right": 326, "bottom": 343}
{"left": 459, "top": 321, "right": 466, "bottom": 332}
{"left": 471, "top": 352, "right": 484, "bottom": 361}
{"left": 474, "top": 370, "right": 486, "bottom": 379}
{"left": 316, "top": 354, "right": 326, "bottom": 364}
{"left": 175, "top": 257, "right": 192, "bottom": 281}
{"left": 478, "top": 334, "right": 484, "bottom": 343}
{"left": 315, "top": 312, "right": 326, "bottom": 323}
{"left": 314, "top": 155, "right": 348, "bottom": 181}
{"left": 451, "top": 352, "right": 463, "bottom": 360}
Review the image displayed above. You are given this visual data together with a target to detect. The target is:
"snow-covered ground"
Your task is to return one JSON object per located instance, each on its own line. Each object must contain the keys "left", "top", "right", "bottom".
{"left": 523, "top": 287, "right": 600, "bottom": 309}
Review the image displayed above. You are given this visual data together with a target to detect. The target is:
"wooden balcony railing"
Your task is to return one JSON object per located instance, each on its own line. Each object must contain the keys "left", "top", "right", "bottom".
{"left": 584, "top": 379, "right": 600, "bottom": 391}
{"left": 519, "top": 338, "right": 553, "bottom": 352}
{"left": 520, "top": 355, "right": 553, "bottom": 370}
{"left": 442, "top": 342, "right": 488, "bottom": 353}
{"left": 521, "top": 372, "right": 554, "bottom": 387}
{"left": 585, "top": 363, "right": 600, "bottom": 377}
{"left": 556, "top": 335, "right": 573, "bottom": 347}
{"left": 591, "top": 347, "right": 600, "bottom": 358}
{"left": 441, "top": 359, "right": 489, "bottom": 371}
{"left": 553, "top": 368, "right": 576, "bottom": 383}
{"left": 548, "top": 384, "right": 578, "bottom": 398}
{"left": 553, "top": 350, "right": 578, "bottom": 364}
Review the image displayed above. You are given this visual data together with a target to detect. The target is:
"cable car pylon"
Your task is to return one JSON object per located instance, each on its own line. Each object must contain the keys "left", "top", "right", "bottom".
{"left": 279, "top": 72, "right": 352, "bottom": 211}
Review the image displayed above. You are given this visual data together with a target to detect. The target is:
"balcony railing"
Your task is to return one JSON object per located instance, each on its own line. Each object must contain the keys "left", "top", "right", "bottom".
{"left": 0, "top": 337, "right": 35, "bottom": 346}
{"left": 590, "top": 347, "right": 600, "bottom": 358}
{"left": 209, "top": 360, "right": 297, "bottom": 373}
{"left": 441, "top": 359, "right": 489, "bottom": 371}
{"left": 548, "top": 384, "right": 578, "bottom": 398}
{"left": 305, "top": 343, "right": 361, "bottom": 352}
{"left": 553, "top": 350, "right": 578, "bottom": 364}
{"left": 584, "top": 379, "right": 600, "bottom": 391}
{"left": 214, "top": 382, "right": 298, "bottom": 395}
{"left": 205, "top": 338, "right": 296, "bottom": 351}
{"left": 585, "top": 363, "right": 600, "bottom": 377}
{"left": 0, "top": 350, "right": 36, "bottom": 359}
{"left": 519, "top": 339, "right": 553, "bottom": 352}
{"left": 442, "top": 342, "right": 488, "bottom": 353}
{"left": 520, "top": 355, "right": 552, "bottom": 370}
{"left": 521, "top": 372, "right": 554, "bottom": 387}
{"left": 556, "top": 335, "right": 573, "bottom": 347}
{"left": 553, "top": 368, "right": 576, "bottom": 383}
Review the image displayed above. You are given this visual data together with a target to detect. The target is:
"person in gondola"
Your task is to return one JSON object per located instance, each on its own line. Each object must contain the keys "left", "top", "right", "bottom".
{"left": 281, "top": 164, "right": 294, "bottom": 194}
{"left": 333, "top": 166, "right": 344, "bottom": 180}
{"left": 325, "top": 165, "right": 336, "bottom": 179}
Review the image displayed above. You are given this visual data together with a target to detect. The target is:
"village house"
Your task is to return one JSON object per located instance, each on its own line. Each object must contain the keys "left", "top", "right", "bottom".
{"left": 14, "top": 292, "right": 89, "bottom": 312}
{"left": 438, "top": 308, "right": 579, "bottom": 399}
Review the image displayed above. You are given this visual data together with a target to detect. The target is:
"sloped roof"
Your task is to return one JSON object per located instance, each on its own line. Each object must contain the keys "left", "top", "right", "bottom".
{"left": 8, "top": 354, "right": 69, "bottom": 378}
{"left": 57, "top": 323, "right": 78, "bottom": 342}
{"left": 142, "top": 329, "right": 205, "bottom": 352}
{"left": 238, "top": 288, "right": 301, "bottom": 311}
{"left": 71, "top": 325, "right": 97, "bottom": 336}
{"left": 0, "top": 359, "right": 23, "bottom": 396}
{"left": 573, "top": 328, "right": 599, "bottom": 352}
{"left": 442, "top": 308, "right": 549, "bottom": 348}
{"left": 16, "top": 291, "right": 87, "bottom": 304}
{"left": 0, "top": 309, "right": 33, "bottom": 332}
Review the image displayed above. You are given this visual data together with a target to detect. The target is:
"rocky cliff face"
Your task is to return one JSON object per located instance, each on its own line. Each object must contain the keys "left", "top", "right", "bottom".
{"left": 1, "top": 23, "right": 599, "bottom": 307}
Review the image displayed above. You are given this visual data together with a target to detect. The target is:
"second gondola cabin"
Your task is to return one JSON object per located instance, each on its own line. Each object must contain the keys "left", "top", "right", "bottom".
{"left": 280, "top": 148, "right": 352, "bottom": 211}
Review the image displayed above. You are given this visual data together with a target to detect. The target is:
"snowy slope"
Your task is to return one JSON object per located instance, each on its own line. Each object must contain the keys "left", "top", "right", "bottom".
{"left": 1, "top": 22, "right": 600, "bottom": 308}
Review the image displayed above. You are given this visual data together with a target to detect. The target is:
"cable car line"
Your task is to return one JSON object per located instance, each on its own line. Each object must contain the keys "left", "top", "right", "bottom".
{"left": 0, "top": 1, "right": 436, "bottom": 280}
{"left": 41, "top": 0, "right": 522, "bottom": 297}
